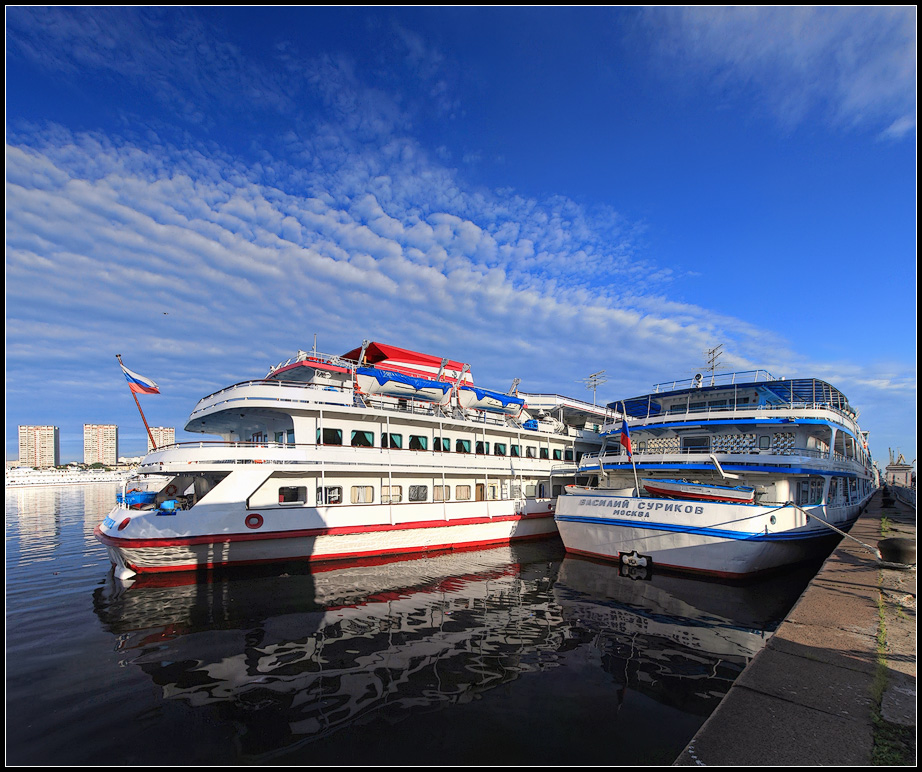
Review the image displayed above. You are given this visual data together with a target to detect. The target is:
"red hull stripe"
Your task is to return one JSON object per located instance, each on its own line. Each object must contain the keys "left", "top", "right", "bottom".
{"left": 103, "top": 530, "right": 555, "bottom": 575}
{"left": 94, "top": 510, "right": 554, "bottom": 550}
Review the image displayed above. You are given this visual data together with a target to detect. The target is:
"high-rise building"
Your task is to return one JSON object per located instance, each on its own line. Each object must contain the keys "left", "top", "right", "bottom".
{"left": 18, "top": 425, "right": 60, "bottom": 468}
{"left": 147, "top": 426, "right": 175, "bottom": 452}
{"left": 84, "top": 424, "right": 119, "bottom": 466}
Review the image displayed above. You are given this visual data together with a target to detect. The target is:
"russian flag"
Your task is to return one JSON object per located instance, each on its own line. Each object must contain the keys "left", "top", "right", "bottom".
{"left": 121, "top": 363, "right": 160, "bottom": 395}
{"left": 619, "top": 419, "right": 632, "bottom": 458}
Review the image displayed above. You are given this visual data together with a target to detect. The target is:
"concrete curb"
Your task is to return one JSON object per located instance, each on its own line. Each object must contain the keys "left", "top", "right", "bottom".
{"left": 674, "top": 490, "right": 916, "bottom": 766}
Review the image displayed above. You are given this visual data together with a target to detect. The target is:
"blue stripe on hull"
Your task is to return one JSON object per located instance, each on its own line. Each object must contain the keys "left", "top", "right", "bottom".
{"left": 553, "top": 514, "right": 859, "bottom": 543}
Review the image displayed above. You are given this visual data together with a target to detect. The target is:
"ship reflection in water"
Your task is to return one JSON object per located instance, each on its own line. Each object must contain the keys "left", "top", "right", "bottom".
{"left": 93, "top": 542, "right": 817, "bottom": 765}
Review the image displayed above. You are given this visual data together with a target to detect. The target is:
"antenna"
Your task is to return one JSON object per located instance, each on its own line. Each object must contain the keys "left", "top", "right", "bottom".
{"left": 704, "top": 344, "right": 724, "bottom": 375}
{"left": 580, "top": 370, "right": 607, "bottom": 406}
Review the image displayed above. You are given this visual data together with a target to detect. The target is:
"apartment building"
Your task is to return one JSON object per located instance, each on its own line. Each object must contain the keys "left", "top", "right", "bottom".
{"left": 84, "top": 424, "right": 119, "bottom": 466}
{"left": 18, "top": 425, "right": 61, "bottom": 468}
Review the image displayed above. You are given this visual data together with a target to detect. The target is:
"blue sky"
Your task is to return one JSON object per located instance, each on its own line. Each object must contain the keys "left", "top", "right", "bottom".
{"left": 6, "top": 6, "right": 916, "bottom": 469}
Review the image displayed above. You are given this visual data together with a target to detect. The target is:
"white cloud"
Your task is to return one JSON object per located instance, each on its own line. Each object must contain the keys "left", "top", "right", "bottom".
{"left": 644, "top": 6, "right": 916, "bottom": 137}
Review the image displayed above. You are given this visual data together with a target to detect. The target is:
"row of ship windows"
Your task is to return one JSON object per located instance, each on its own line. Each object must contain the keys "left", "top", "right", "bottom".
{"left": 630, "top": 433, "right": 794, "bottom": 454}
{"left": 299, "top": 428, "right": 577, "bottom": 460}
{"left": 279, "top": 482, "right": 554, "bottom": 505}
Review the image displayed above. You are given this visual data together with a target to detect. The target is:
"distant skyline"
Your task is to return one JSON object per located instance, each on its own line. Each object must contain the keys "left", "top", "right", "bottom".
{"left": 6, "top": 7, "right": 916, "bottom": 467}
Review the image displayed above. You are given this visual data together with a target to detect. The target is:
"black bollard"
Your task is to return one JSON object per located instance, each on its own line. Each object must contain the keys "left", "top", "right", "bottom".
{"left": 878, "top": 537, "right": 916, "bottom": 566}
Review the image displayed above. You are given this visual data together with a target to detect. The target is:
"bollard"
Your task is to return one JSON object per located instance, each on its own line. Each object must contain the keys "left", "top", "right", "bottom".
{"left": 878, "top": 537, "right": 916, "bottom": 566}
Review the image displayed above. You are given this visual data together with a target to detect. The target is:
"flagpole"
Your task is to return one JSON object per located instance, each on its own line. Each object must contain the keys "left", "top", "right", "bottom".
{"left": 622, "top": 401, "right": 640, "bottom": 495}
{"left": 117, "top": 354, "right": 157, "bottom": 450}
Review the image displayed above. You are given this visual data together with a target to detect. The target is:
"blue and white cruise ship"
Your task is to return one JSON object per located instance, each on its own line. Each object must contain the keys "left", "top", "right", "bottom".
{"left": 555, "top": 370, "right": 876, "bottom": 578}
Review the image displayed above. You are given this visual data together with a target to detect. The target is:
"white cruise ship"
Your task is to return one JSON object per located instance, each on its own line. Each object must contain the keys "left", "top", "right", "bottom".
{"left": 96, "top": 341, "right": 605, "bottom": 580}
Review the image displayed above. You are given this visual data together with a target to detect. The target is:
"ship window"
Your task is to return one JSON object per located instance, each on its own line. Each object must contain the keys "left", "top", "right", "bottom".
{"left": 275, "top": 431, "right": 284, "bottom": 444}
{"left": 433, "top": 436, "right": 450, "bottom": 452}
{"left": 525, "top": 484, "right": 536, "bottom": 497}
{"left": 351, "top": 485, "right": 374, "bottom": 503}
{"left": 637, "top": 441, "right": 646, "bottom": 453}
{"left": 317, "top": 486, "right": 342, "bottom": 504}
{"left": 382, "top": 433, "right": 403, "bottom": 449}
{"left": 433, "top": 485, "right": 451, "bottom": 502}
{"left": 487, "top": 484, "right": 499, "bottom": 500}
{"left": 689, "top": 401, "right": 706, "bottom": 413}
{"left": 278, "top": 486, "right": 306, "bottom": 504}
{"left": 317, "top": 428, "right": 343, "bottom": 445}
{"left": 553, "top": 449, "right": 563, "bottom": 460}
{"left": 456, "top": 439, "right": 472, "bottom": 454}
{"left": 540, "top": 448, "right": 549, "bottom": 459}
{"left": 475, "top": 441, "right": 490, "bottom": 455}
{"left": 759, "top": 436, "right": 771, "bottom": 450}
{"left": 494, "top": 443, "right": 507, "bottom": 456}
{"left": 287, "top": 429, "right": 295, "bottom": 443}
{"left": 564, "top": 449, "right": 574, "bottom": 461}
{"left": 382, "top": 485, "right": 402, "bottom": 503}
{"left": 681, "top": 436, "right": 710, "bottom": 454}
{"left": 526, "top": 447, "right": 537, "bottom": 458}
{"left": 409, "top": 485, "right": 428, "bottom": 502}
{"left": 351, "top": 430, "right": 374, "bottom": 447}
{"left": 511, "top": 445, "right": 522, "bottom": 457}
{"left": 455, "top": 485, "right": 471, "bottom": 500}
{"left": 409, "top": 435, "right": 427, "bottom": 451}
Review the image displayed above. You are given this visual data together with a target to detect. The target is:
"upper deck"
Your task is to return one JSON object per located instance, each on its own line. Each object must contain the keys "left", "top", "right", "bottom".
{"left": 606, "top": 372, "right": 860, "bottom": 433}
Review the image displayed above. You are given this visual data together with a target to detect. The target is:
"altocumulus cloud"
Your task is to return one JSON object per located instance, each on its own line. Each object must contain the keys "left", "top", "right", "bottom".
{"left": 5, "top": 121, "right": 914, "bottom": 463}
{"left": 6, "top": 126, "right": 759, "bottom": 394}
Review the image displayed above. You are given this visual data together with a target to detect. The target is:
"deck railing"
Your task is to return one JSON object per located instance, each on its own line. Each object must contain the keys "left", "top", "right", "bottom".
{"left": 603, "top": 400, "right": 861, "bottom": 431}
{"left": 579, "top": 445, "right": 870, "bottom": 469}
{"left": 188, "top": 378, "right": 564, "bottom": 432}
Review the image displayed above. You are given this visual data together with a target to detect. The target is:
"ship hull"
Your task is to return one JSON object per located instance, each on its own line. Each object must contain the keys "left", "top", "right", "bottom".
{"left": 97, "top": 505, "right": 557, "bottom": 579}
{"left": 554, "top": 491, "right": 868, "bottom": 578}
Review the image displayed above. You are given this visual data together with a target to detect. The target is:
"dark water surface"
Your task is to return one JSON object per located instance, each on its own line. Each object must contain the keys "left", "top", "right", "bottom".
{"left": 6, "top": 485, "right": 825, "bottom": 766}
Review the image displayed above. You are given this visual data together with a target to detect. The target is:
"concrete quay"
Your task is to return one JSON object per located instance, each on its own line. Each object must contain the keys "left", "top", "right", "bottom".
{"left": 675, "top": 490, "right": 916, "bottom": 766}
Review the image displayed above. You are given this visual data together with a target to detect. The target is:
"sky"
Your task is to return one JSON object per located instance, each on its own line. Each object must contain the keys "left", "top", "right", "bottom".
{"left": 5, "top": 6, "right": 917, "bottom": 470}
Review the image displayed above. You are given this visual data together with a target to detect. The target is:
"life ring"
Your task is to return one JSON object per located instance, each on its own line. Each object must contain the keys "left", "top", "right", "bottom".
{"left": 165, "top": 484, "right": 178, "bottom": 496}
{"left": 245, "top": 513, "right": 264, "bottom": 529}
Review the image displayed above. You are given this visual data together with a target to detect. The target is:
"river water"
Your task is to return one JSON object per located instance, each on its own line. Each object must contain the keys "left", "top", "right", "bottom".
{"left": 6, "top": 484, "right": 827, "bottom": 765}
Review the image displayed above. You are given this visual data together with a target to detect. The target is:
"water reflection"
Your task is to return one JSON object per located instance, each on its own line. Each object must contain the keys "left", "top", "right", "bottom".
{"left": 553, "top": 556, "right": 815, "bottom": 717}
{"left": 93, "top": 543, "right": 812, "bottom": 763}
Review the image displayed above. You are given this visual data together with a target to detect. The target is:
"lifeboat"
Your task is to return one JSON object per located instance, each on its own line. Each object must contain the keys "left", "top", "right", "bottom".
{"left": 355, "top": 367, "right": 453, "bottom": 406}
{"left": 457, "top": 385, "right": 525, "bottom": 417}
{"left": 642, "top": 479, "right": 756, "bottom": 504}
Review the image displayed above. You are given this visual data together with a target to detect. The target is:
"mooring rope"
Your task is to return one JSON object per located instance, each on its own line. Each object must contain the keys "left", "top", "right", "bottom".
{"left": 783, "top": 501, "right": 886, "bottom": 562}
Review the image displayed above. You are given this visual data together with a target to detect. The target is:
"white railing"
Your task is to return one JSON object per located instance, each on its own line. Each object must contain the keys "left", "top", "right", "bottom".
{"left": 189, "top": 380, "right": 543, "bottom": 431}
{"left": 652, "top": 370, "right": 776, "bottom": 392}
{"left": 579, "top": 446, "right": 873, "bottom": 472}
{"left": 605, "top": 401, "right": 861, "bottom": 432}
{"left": 889, "top": 484, "right": 916, "bottom": 508}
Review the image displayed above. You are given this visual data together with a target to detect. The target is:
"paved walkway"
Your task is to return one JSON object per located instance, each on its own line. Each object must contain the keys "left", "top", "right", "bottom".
{"left": 675, "top": 490, "right": 916, "bottom": 766}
